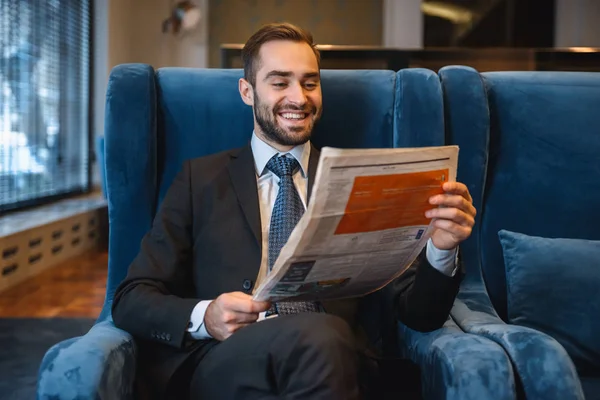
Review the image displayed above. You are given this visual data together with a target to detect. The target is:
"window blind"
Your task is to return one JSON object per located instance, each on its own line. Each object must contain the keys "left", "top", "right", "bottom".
{"left": 0, "top": 0, "right": 91, "bottom": 213}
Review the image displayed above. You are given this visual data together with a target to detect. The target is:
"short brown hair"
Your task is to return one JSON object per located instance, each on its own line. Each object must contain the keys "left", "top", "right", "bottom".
{"left": 241, "top": 22, "right": 321, "bottom": 86}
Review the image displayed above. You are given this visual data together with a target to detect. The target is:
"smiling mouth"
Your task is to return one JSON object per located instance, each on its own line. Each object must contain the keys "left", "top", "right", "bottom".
{"left": 278, "top": 111, "right": 309, "bottom": 120}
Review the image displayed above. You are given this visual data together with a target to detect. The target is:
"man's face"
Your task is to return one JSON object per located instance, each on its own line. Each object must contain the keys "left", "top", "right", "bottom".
{"left": 241, "top": 40, "right": 322, "bottom": 148}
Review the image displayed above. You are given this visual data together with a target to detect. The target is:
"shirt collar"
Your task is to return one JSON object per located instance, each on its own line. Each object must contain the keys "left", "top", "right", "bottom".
{"left": 251, "top": 131, "right": 310, "bottom": 178}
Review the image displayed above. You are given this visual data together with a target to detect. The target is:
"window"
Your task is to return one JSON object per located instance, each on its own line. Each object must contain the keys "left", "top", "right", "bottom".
{"left": 0, "top": 0, "right": 91, "bottom": 213}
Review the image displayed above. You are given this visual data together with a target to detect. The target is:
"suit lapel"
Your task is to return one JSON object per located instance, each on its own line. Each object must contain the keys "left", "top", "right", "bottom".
{"left": 227, "top": 143, "right": 319, "bottom": 249}
{"left": 307, "top": 144, "right": 320, "bottom": 205}
{"left": 227, "top": 145, "right": 261, "bottom": 248}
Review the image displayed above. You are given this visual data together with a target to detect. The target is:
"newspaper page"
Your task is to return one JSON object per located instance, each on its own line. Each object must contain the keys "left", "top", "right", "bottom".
{"left": 252, "top": 145, "right": 459, "bottom": 303}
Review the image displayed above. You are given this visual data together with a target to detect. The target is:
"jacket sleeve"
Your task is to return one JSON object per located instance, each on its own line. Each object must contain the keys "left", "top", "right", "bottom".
{"left": 386, "top": 248, "right": 463, "bottom": 332}
{"left": 112, "top": 160, "right": 201, "bottom": 349}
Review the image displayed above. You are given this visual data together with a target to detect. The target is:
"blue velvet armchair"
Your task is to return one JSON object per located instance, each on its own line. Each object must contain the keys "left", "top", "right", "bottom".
{"left": 439, "top": 66, "right": 600, "bottom": 400}
{"left": 37, "top": 64, "right": 514, "bottom": 399}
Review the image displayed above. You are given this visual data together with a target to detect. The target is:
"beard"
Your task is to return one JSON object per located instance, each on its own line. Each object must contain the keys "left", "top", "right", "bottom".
{"left": 253, "top": 90, "right": 321, "bottom": 147}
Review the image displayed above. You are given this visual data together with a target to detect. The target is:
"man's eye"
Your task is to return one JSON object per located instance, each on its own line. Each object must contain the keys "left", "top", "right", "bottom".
{"left": 272, "top": 83, "right": 287, "bottom": 88}
{"left": 304, "top": 83, "right": 318, "bottom": 89}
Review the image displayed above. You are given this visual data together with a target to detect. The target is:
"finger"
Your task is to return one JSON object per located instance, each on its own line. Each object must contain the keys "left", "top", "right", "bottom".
{"left": 221, "top": 293, "right": 256, "bottom": 313}
{"left": 221, "top": 310, "right": 259, "bottom": 324}
{"left": 226, "top": 297, "right": 271, "bottom": 314}
{"left": 229, "top": 292, "right": 271, "bottom": 312}
{"left": 432, "top": 219, "right": 472, "bottom": 238}
{"left": 231, "top": 311, "right": 260, "bottom": 324}
{"left": 250, "top": 300, "right": 272, "bottom": 313}
{"left": 429, "top": 194, "right": 467, "bottom": 208}
{"left": 426, "top": 207, "right": 474, "bottom": 227}
{"left": 429, "top": 194, "right": 476, "bottom": 216}
{"left": 222, "top": 297, "right": 252, "bottom": 313}
{"left": 442, "top": 182, "right": 472, "bottom": 203}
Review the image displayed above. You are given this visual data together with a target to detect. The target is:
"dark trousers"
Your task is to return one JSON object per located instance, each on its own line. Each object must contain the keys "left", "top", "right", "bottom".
{"left": 185, "top": 313, "right": 379, "bottom": 400}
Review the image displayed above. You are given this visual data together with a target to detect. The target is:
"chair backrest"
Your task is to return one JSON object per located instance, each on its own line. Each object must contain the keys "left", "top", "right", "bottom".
{"left": 101, "top": 64, "right": 444, "bottom": 321}
{"left": 440, "top": 66, "right": 600, "bottom": 320}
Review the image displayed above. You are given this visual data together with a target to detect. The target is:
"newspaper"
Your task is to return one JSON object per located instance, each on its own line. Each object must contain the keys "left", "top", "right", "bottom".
{"left": 252, "top": 145, "right": 459, "bottom": 303}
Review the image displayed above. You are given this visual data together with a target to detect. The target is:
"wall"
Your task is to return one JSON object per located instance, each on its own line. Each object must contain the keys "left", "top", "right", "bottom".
{"left": 106, "top": 0, "right": 209, "bottom": 69}
{"left": 555, "top": 0, "right": 600, "bottom": 47}
{"left": 208, "top": 0, "right": 383, "bottom": 67}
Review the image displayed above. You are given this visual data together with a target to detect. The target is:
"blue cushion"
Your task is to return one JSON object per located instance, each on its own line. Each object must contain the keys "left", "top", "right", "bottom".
{"left": 498, "top": 229, "right": 600, "bottom": 374}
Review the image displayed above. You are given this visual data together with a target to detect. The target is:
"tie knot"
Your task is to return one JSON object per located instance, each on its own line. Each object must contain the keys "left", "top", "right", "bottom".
{"left": 266, "top": 155, "right": 300, "bottom": 178}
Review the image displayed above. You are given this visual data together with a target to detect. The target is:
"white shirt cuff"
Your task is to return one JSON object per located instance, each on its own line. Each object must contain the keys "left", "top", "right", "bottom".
{"left": 187, "top": 300, "right": 213, "bottom": 340}
{"left": 426, "top": 238, "right": 458, "bottom": 277}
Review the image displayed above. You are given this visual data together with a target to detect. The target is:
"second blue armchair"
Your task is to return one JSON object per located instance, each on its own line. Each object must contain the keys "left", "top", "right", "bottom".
{"left": 440, "top": 66, "right": 600, "bottom": 400}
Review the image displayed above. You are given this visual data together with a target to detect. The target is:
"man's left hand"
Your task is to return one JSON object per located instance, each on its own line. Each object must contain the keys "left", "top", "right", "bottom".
{"left": 425, "top": 182, "right": 476, "bottom": 251}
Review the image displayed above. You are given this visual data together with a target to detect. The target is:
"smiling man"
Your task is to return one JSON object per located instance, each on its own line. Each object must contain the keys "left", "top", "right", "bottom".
{"left": 112, "top": 23, "right": 476, "bottom": 400}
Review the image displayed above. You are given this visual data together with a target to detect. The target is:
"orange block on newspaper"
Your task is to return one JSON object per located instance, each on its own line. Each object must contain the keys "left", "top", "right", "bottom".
{"left": 334, "top": 169, "right": 448, "bottom": 235}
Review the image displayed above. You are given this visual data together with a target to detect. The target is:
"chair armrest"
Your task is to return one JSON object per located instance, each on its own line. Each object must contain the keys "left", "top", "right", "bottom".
{"left": 37, "top": 319, "right": 136, "bottom": 400}
{"left": 451, "top": 294, "right": 585, "bottom": 400}
{"left": 398, "top": 317, "right": 516, "bottom": 400}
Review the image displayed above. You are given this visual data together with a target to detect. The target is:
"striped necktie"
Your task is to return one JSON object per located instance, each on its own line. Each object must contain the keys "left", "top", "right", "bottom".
{"left": 266, "top": 154, "right": 321, "bottom": 315}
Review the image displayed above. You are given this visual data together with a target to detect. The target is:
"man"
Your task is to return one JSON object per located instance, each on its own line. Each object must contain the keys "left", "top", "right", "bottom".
{"left": 112, "top": 22, "right": 476, "bottom": 400}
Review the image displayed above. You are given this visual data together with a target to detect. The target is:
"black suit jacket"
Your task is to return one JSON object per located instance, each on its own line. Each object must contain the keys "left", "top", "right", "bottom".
{"left": 112, "top": 144, "right": 462, "bottom": 398}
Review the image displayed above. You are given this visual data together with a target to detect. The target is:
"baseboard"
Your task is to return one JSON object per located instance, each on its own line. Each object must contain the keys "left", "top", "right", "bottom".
{"left": 0, "top": 193, "right": 108, "bottom": 294}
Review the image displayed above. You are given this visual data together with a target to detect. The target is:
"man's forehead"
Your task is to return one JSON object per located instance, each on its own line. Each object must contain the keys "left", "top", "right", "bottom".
{"left": 257, "top": 40, "right": 319, "bottom": 76}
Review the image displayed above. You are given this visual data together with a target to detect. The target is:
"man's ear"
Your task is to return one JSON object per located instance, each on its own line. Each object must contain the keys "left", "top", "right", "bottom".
{"left": 239, "top": 78, "right": 254, "bottom": 106}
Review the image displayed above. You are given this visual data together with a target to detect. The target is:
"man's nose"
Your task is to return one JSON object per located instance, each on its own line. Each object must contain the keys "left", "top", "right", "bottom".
{"left": 287, "top": 82, "right": 308, "bottom": 105}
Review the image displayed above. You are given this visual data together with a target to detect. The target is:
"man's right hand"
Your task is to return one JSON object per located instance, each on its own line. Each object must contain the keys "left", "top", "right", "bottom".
{"left": 204, "top": 292, "right": 271, "bottom": 341}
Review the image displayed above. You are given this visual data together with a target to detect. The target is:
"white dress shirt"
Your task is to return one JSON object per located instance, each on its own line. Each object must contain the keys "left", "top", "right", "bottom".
{"left": 187, "top": 133, "right": 457, "bottom": 340}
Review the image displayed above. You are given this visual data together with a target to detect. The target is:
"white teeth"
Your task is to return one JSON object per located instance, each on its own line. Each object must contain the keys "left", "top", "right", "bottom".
{"left": 281, "top": 112, "right": 305, "bottom": 120}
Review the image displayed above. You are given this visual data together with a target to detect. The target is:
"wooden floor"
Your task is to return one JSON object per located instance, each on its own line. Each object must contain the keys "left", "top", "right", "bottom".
{"left": 0, "top": 251, "right": 108, "bottom": 318}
